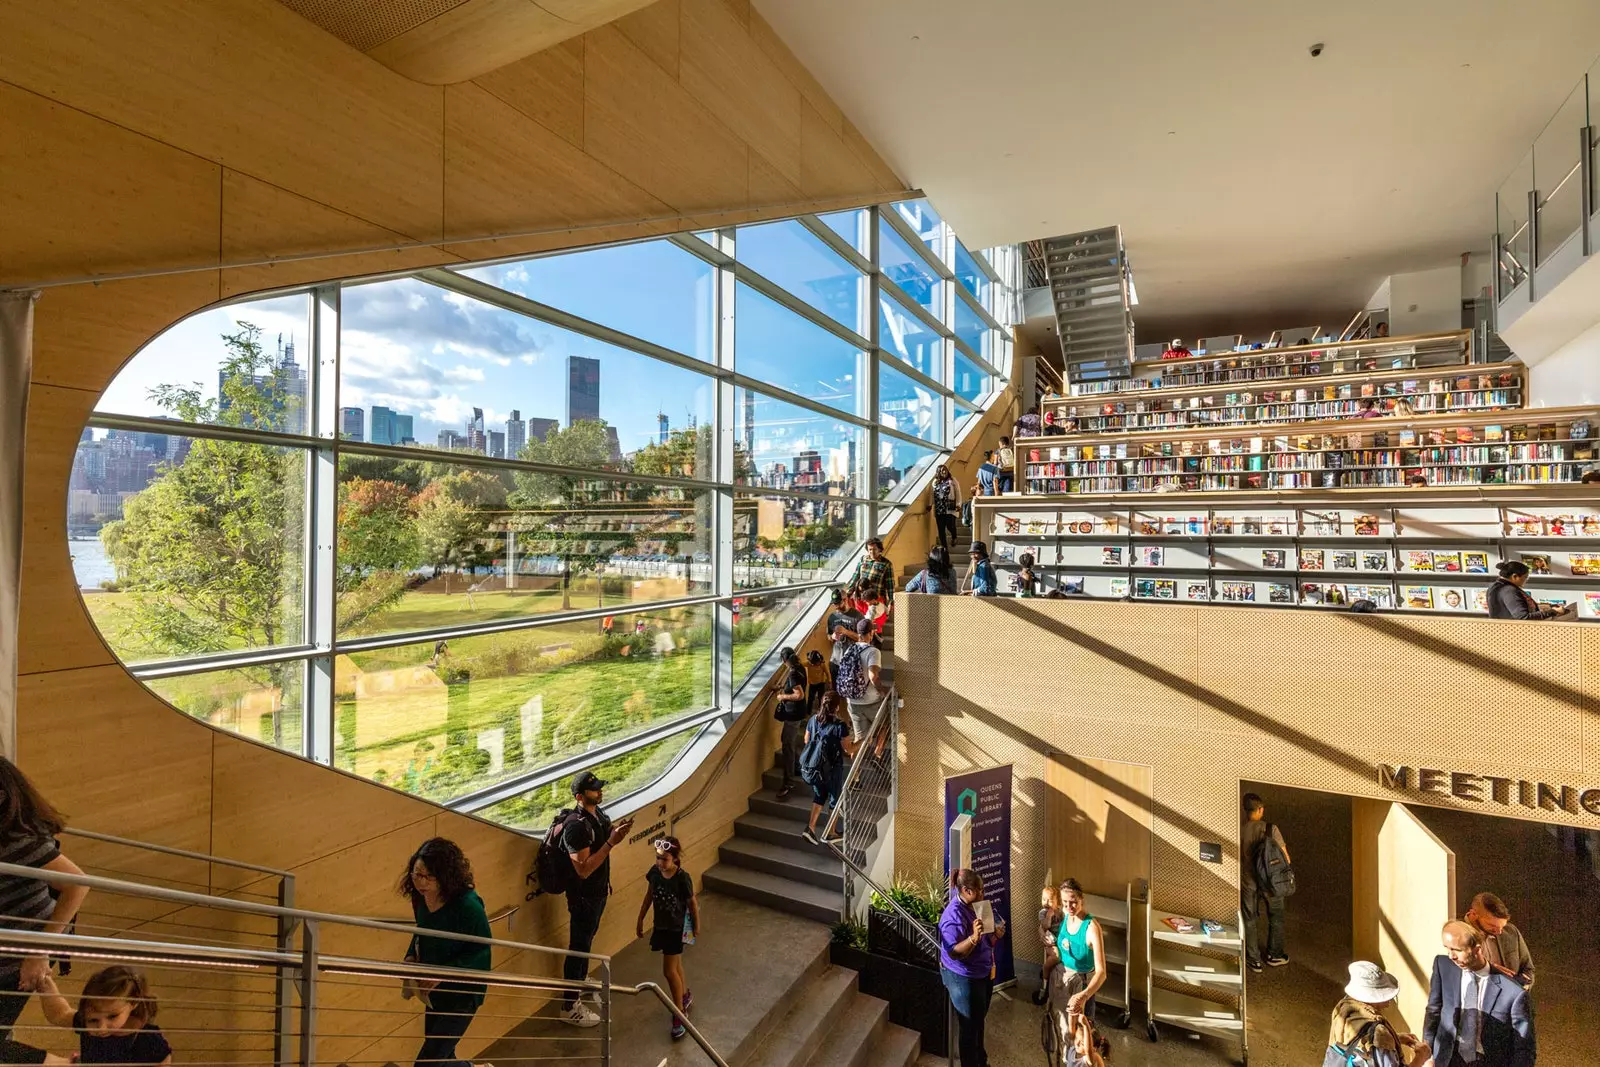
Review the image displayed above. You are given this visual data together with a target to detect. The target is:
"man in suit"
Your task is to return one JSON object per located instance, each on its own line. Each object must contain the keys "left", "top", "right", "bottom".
{"left": 1424, "top": 920, "right": 1535, "bottom": 1067}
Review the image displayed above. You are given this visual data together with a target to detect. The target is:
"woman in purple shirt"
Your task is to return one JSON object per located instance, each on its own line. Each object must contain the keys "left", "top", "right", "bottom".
{"left": 938, "top": 869, "right": 1007, "bottom": 1067}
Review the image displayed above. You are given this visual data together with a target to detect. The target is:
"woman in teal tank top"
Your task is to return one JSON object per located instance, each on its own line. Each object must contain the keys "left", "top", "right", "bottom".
{"left": 1051, "top": 879, "right": 1107, "bottom": 1019}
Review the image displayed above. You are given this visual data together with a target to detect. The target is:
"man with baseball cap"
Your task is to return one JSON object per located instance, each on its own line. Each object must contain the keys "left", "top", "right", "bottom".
{"left": 559, "top": 769, "right": 633, "bottom": 1027}
{"left": 1324, "top": 961, "right": 1431, "bottom": 1067}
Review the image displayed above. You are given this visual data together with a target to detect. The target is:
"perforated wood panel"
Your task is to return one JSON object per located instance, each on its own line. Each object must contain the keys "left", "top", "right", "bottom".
{"left": 894, "top": 595, "right": 1600, "bottom": 926}
{"left": 276, "top": 0, "right": 469, "bottom": 52}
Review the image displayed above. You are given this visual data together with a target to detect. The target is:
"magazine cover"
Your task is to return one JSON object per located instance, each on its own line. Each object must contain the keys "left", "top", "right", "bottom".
{"left": 1300, "top": 583, "right": 1326, "bottom": 605}
{"left": 1462, "top": 551, "right": 1489, "bottom": 574}
{"left": 1332, "top": 550, "right": 1358, "bottom": 570}
{"left": 1361, "top": 551, "right": 1391, "bottom": 572}
{"left": 1303, "top": 510, "right": 1340, "bottom": 536}
{"left": 1437, "top": 588, "right": 1465, "bottom": 611}
{"left": 1571, "top": 553, "right": 1600, "bottom": 576}
{"left": 1583, "top": 514, "right": 1600, "bottom": 536}
{"left": 1584, "top": 592, "right": 1600, "bottom": 616}
{"left": 1154, "top": 579, "right": 1178, "bottom": 599}
{"left": 1134, "top": 578, "right": 1159, "bottom": 598}
{"left": 1139, "top": 546, "right": 1165, "bottom": 567}
{"left": 1348, "top": 584, "right": 1393, "bottom": 609}
{"left": 1108, "top": 577, "right": 1130, "bottom": 598}
{"left": 1469, "top": 588, "right": 1489, "bottom": 613}
{"left": 1002, "top": 515, "right": 1021, "bottom": 534}
{"left": 1240, "top": 516, "right": 1263, "bottom": 535}
{"left": 995, "top": 542, "right": 1017, "bottom": 563}
{"left": 1101, "top": 546, "right": 1124, "bottom": 566}
{"left": 1354, "top": 514, "right": 1381, "bottom": 536}
{"left": 1301, "top": 549, "right": 1325, "bottom": 571}
{"left": 1518, "top": 552, "right": 1552, "bottom": 575}
{"left": 1405, "top": 550, "right": 1433, "bottom": 572}
{"left": 1268, "top": 583, "right": 1294, "bottom": 603}
{"left": 1212, "top": 517, "right": 1235, "bottom": 534}
{"left": 1434, "top": 552, "right": 1462, "bottom": 574}
{"left": 1219, "top": 581, "right": 1256, "bottom": 602}
{"left": 1261, "top": 549, "right": 1287, "bottom": 569}
{"left": 1186, "top": 582, "right": 1209, "bottom": 601}
{"left": 1060, "top": 576, "right": 1086, "bottom": 595}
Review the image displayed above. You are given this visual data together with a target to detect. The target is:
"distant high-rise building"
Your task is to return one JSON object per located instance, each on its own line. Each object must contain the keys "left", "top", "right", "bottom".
{"left": 742, "top": 391, "right": 755, "bottom": 455}
{"left": 605, "top": 425, "right": 621, "bottom": 461}
{"left": 658, "top": 412, "right": 669, "bottom": 444}
{"left": 340, "top": 407, "right": 364, "bottom": 441}
{"left": 567, "top": 356, "right": 600, "bottom": 425}
{"left": 370, "top": 406, "right": 395, "bottom": 446}
{"left": 488, "top": 430, "right": 505, "bottom": 459}
{"left": 506, "top": 410, "right": 526, "bottom": 458}
{"left": 527, "top": 417, "right": 558, "bottom": 444}
{"left": 217, "top": 333, "right": 306, "bottom": 430}
{"left": 437, "top": 429, "right": 468, "bottom": 451}
{"left": 466, "top": 407, "right": 487, "bottom": 454}
{"left": 793, "top": 449, "right": 824, "bottom": 491}
{"left": 395, "top": 413, "right": 414, "bottom": 445}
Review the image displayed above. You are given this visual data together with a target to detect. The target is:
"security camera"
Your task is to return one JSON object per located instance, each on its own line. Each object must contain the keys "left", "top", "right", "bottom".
{"left": 1309, "top": 42, "right": 1324, "bottom": 58}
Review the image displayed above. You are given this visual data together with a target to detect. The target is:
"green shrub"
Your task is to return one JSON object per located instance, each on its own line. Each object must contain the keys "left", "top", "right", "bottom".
{"left": 830, "top": 919, "right": 868, "bottom": 950}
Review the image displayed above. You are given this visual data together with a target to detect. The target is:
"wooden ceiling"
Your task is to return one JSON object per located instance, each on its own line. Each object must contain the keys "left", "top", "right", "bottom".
{"left": 275, "top": 0, "right": 655, "bottom": 83}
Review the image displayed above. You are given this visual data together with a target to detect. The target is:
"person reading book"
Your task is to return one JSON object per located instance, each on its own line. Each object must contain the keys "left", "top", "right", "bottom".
{"left": 1487, "top": 560, "right": 1575, "bottom": 620}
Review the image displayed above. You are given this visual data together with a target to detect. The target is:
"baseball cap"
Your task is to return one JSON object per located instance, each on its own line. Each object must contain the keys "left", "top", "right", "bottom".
{"left": 571, "top": 771, "right": 607, "bottom": 795}
{"left": 855, "top": 617, "right": 873, "bottom": 636}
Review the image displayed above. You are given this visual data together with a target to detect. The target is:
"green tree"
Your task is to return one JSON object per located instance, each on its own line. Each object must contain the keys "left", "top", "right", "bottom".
{"left": 632, "top": 424, "right": 755, "bottom": 481}
{"left": 336, "top": 478, "right": 421, "bottom": 631}
{"left": 413, "top": 469, "right": 507, "bottom": 584}
{"left": 510, "top": 421, "right": 633, "bottom": 609}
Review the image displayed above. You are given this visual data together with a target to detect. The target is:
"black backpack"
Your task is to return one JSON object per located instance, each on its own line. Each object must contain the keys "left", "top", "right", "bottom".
{"left": 1252, "top": 822, "right": 1296, "bottom": 898}
{"left": 526, "top": 809, "right": 588, "bottom": 899}
{"left": 799, "top": 717, "right": 843, "bottom": 783}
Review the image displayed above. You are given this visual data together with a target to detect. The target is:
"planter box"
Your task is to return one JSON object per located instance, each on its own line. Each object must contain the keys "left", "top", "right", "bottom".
{"left": 833, "top": 924, "right": 948, "bottom": 1056}
{"left": 868, "top": 907, "right": 939, "bottom": 969}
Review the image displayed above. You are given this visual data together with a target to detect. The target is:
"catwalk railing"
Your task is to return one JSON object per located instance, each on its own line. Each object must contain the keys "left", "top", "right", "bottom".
{"left": 0, "top": 856, "right": 728, "bottom": 1067}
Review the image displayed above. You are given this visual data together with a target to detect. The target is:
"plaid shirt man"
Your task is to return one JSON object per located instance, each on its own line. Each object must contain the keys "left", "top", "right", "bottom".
{"left": 848, "top": 554, "right": 894, "bottom": 602}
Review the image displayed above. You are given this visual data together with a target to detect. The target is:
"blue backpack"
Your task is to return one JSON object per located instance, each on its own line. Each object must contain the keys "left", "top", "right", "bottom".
{"left": 799, "top": 716, "right": 844, "bottom": 783}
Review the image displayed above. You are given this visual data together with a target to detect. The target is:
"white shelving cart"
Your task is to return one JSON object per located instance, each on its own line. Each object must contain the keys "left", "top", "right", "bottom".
{"left": 1080, "top": 885, "right": 1134, "bottom": 1028}
{"left": 1145, "top": 901, "right": 1247, "bottom": 1061}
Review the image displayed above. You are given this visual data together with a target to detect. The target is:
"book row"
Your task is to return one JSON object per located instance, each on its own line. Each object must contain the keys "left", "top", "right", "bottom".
{"left": 1022, "top": 464, "right": 1585, "bottom": 494}
{"left": 1054, "top": 392, "right": 1519, "bottom": 435}
{"left": 994, "top": 542, "right": 1599, "bottom": 577}
{"left": 986, "top": 506, "right": 1600, "bottom": 539}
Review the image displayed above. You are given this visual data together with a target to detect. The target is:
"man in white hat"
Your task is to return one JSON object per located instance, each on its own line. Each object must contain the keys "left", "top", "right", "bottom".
{"left": 1324, "top": 961, "right": 1434, "bottom": 1067}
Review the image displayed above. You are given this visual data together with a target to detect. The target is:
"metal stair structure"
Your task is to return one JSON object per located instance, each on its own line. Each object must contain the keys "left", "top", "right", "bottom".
{"left": 1040, "top": 226, "right": 1135, "bottom": 383}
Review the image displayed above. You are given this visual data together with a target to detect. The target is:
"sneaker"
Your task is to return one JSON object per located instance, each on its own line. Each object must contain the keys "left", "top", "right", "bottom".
{"left": 776, "top": 785, "right": 793, "bottom": 800}
{"left": 1266, "top": 955, "right": 1289, "bottom": 968}
{"left": 682, "top": 988, "right": 693, "bottom": 1014}
{"left": 561, "top": 1002, "right": 601, "bottom": 1027}
{"left": 670, "top": 1020, "right": 687, "bottom": 1040}
{"left": 801, "top": 828, "right": 819, "bottom": 845}
{"left": 1248, "top": 960, "right": 1264, "bottom": 974}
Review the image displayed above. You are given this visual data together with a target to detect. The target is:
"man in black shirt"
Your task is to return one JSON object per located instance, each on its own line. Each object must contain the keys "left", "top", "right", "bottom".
{"left": 560, "top": 770, "right": 633, "bottom": 1026}
{"left": 774, "top": 648, "right": 809, "bottom": 800}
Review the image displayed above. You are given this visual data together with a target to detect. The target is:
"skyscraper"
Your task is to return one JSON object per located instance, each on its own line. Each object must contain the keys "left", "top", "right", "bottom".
{"left": 340, "top": 407, "right": 364, "bottom": 441}
{"left": 437, "top": 429, "right": 467, "bottom": 450}
{"left": 567, "top": 355, "right": 600, "bottom": 426}
{"left": 370, "top": 406, "right": 395, "bottom": 446}
{"left": 506, "top": 410, "right": 526, "bottom": 458}
{"left": 217, "top": 333, "right": 306, "bottom": 431}
{"left": 489, "top": 430, "right": 505, "bottom": 459}
{"left": 466, "top": 407, "right": 487, "bottom": 453}
{"left": 394, "top": 414, "right": 414, "bottom": 445}
{"left": 742, "top": 390, "right": 755, "bottom": 455}
{"left": 658, "top": 412, "right": 669, "bottom": 444}
{"left": 527, "top": 417, "right": 557, "bottom": 444}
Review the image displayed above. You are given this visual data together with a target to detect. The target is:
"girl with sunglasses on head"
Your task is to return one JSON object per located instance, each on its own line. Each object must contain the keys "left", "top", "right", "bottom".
{"left": 636, "top": 836, "right": 699, "bottom": 1041}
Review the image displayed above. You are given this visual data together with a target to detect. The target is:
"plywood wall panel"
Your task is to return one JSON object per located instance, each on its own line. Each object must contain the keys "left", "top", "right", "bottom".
{"left": 0, "top": 0, "right": 446, "bottom": 242}
{"left": 746, "top": 10, "right": 844, "bottom": 138}
{"left": 0, "top": 83, "right": 221, "bottom": 288}
{"left": 28, "top": 276, "right": 222, "bottom": 395}
{"left": 799, "top": 99, "right": 877, "bottom": 200}
{"left": 749, "top": 151, "right": 804, "bottom": 211}
{"left": 471, "top": 37, "right": 587, "bottom": 149}
{"left": 679, "top": 0, "right": 802, "bottom": 188}
{"left": 615, "top": 0, "right": 681, "bottom": 77}
{"left": 580, "top": 25, "right": 750, "bottom": 213}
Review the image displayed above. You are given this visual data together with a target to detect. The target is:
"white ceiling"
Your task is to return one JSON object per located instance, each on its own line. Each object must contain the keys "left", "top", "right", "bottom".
{"left": 754, "top": 0, "right": 1600, "bottom": 340}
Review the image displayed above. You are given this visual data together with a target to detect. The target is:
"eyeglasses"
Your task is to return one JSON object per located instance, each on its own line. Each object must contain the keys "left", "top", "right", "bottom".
{"left": 651, "top": 839, "right": 676, "bottom": 855}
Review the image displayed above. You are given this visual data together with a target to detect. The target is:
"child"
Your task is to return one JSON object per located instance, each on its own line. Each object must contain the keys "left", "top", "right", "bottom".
{"left": 26, "top": 966, "right": 171, "bottom": 1065}
{"left": 1033, "top": 881, "right": 1063, "bottom": 1005}
{"left": 803, "top": 649, "right": 829, "bottom": 713}
{"left": 862, "top": 594, "right": 889, "bottom": 635}
{"left": 1016, "top": 552, "right": 1042, "bottom": 597}
{"left": 636, "top": 837, "right": 699, "bottom": 1041}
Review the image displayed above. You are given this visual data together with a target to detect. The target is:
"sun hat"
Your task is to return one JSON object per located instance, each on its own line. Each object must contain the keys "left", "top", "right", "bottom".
{"left": 1344, "top": 961, "right": 1399, "bottom": 1003}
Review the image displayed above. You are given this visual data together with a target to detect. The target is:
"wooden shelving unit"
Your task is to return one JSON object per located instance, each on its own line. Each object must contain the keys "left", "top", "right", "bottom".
{"left": 1145, "top": 902, "right": 1246, "bottom": 1058}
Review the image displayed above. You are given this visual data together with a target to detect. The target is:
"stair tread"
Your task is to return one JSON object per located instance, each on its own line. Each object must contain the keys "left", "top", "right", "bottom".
{"left": 721, "top": 836, "right": 844, "bottom": 876}
{"left": 746, "top": 966, "right": 861, "bottom": 1067}
{"left": 750, "top": 786, "right": 819, "bottom": 818}
{"left": 869, "top": 1023, "right": 923, "bottom": 1067}
{"left": 736, "top": 810, "right": 819, "bottom": 836}
{"left": 703, "top": 863, "right": 843, "bottom": 910}
{"left": 802, "top": 990, "right": 888, "bottom": 1067}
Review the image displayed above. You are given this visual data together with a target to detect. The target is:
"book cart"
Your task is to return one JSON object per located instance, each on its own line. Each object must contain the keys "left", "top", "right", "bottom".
{"left": 1080, "top": 886, "right": 1135, "bottom": 1028}
{"left": 1145, "top": 900, "right": 1246, "bottom": 1057}
{"left": 975, "top": 495, "right": 1600, "bottom": 619}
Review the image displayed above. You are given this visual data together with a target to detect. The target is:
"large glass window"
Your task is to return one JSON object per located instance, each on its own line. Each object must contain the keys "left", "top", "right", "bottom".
{"left": 734, "top": 284, "right": 862, "bottom": 414}
{"left": 457, "top": 240, "right": 715, "bottom": 362}
{"left": 334, "top": 603, "right": 712, "bottom": 802}
{"left": 73, "top": 199, "right": 1007, "bottom": 824}
{"left": 737, "top": 219, "right": 866, "bottom": 335}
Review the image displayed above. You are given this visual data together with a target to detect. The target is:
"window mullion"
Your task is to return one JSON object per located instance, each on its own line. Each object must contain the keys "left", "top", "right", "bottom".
{"left": 712, "top": 227, "right": 737, "bottom": 719}
{"left": 305, "top": 285, "right": 338, "bottom": 765}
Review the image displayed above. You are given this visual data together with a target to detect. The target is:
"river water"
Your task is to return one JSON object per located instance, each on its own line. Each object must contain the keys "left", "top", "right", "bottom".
{"left": 69, "top": 537, "right": 116, "bottom": 590}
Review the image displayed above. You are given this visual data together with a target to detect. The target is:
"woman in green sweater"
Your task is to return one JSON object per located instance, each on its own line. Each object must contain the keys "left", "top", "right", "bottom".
{"left": 399, "top": 838, "right": 494, "bottom": 1067}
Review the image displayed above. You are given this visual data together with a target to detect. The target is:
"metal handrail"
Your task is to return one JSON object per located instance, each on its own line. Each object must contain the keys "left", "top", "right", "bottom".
{"left": 672, "top": 678, "right": 780, "bottom": 831}
{"left": 361, "top": 904, "right": 519, "bottom": 927}
{"left": 61, "top": 827, "right": 294, "bottom": 879}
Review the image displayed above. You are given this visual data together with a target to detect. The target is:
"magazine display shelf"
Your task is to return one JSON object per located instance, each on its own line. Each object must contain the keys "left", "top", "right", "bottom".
{"left": 1144, "top": 900, "right": 1246, "bottom": 1059}
{"left": 973, "top": 491, "right": 1600, "bottom": 618}
{"left": 1080, "top": 886, "right": 1134, "bottom": 1028}
{"left": 1114, "top": 329, "right": 1471, "bottom": 381}
{"left": 1013, "top": 405, "right": 1598, "bottom": 496}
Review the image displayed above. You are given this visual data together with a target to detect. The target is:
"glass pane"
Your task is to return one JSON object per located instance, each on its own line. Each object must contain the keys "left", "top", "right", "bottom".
{"left": 335, "top": 603, "right": 713, "bottom": 802}
{"left": 734, "top": 495, "right": 863, "bottom": 590}
{"left": 340, "top": 277, "right": 714, "bottom": 470}
{"left": 476, "top": 730, "right": 698, "bottom": 830}
{"left": 73, "top": 430, "right": 307, "bottom": 663}
{"left": 737, "top": 219, "right": 866, "bottom": 334}
{"left": 951, "top": 402, "right": 981, "bottom": 439}
{"left": 335, "top": 455, "right": 712, "bottom": 639}
{"left": 878, "top": 361, "right": 941, "bottom": 443}
{"left": 954, "top": 296, "right": 994, "bottom": 364}
{"left": 734, "top": 387, "right": 865, "bottom": 498}
{"left": 457, "top": 240, "right": 715, "bottom": 362}
{"left": 954, "top": 241, "right": 991, "bottom": 307}
{"left": 952, "top": 349, "right": 991, "bottom": 404}
{"left": 877, "top": 506, "right": 905, "bottom": 536}
{"left": 878, "top": 436, "right": 940, "bottom": 500}
{"left": 147, "top": 665, "right": 304, "bottom": 754}
{"left": 733, "top": 586, "right": 827, "bottom": 690}
{"left": 817, "top": 210, "right": 867, "bottom": 256}
{"left": 879, "top": 221, "right": 943, "bottom": 322}
{"left": 894, "top": 199, "right": 944, "bottom": 259}
{"left": 734, "top": 284, "right": 862, "bottom": 414}
{"left": 879, "top": 291, "right": 944, "bottom": 382}
{"left": 95, "top": 292, "right": 312, "bottom": 433}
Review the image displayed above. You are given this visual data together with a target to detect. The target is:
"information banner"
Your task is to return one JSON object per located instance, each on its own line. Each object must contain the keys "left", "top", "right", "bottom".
{"left": 944, "top": 765, "right": 1014, "bottom": 984}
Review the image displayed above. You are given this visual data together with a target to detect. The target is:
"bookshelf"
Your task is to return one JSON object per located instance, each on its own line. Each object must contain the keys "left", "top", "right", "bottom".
{"left": 1015, "top": 406, "right": 1597, "bottom": 496}
{"left": 974, "top": 492, "right": 1600, "bottom": 619}
{"left": 1115, "top": 330, "right": 1470, "bottom": 381}
{"left": 1144, "top": 901, "right": 1245, "bottom": 1055}
{"left": 1082, "top": 886, "right": 1135, "bottom": 1028}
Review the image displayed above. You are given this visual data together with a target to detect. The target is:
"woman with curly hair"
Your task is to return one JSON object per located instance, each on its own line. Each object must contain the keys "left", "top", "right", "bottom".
{"left": 398, "top": 838, "right": 493, "bottom": 1067}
